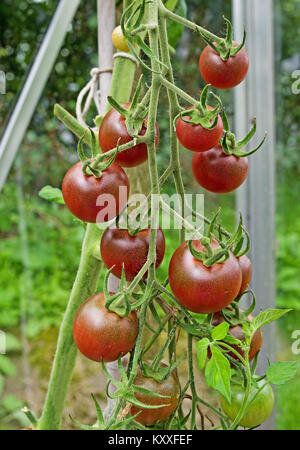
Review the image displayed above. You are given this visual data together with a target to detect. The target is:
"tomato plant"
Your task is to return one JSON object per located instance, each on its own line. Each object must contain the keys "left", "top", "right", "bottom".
{"left": 100, "top": 225, "right": 165, "bottom": 281}
{"left": 130, "top": 367, "right": 179, "bottom": 426}
{"left": 99, "top": 102, "right": 159, "bottom": 167}
{"left": 192, "top": 146, "right": 249, "bottom": 193}
{"left": 199, "top": 43, "right": 249, "bottom": 90}
{"left": 62, "top": 161, "right": 129, "bottom": 223}
{"left": 73, "top": 292, "right": 138, "bottom": 362}
{"left": 220, "top": 379, "right": 274, "bottom": 428}
{"left": 34, "top": 0, "right": 295, "bottom": 433}
{"left": 168, "top": 239, "right": 242, "bottom": 313}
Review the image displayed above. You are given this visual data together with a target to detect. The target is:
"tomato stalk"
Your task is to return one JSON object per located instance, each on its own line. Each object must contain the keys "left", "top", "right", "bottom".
{"left": 159, "top": 1, "right": 223, "bottom": 46}
{"left": 37, "top": 3, "right": 142, "bottom": 430}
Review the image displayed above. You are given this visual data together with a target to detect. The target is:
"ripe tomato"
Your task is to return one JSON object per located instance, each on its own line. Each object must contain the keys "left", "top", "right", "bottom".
{"left": 199, "top": 43, "right": 249, "bottom": 90}
{"left": 112, "top": 25, "right": 130, "bottom": 52}
{"left": 100, "top": 226, "right": 165, "bottom": 281}
{"left": 176, "top": 106, "right": 223, "bottom": 152}
{"left": 220, "top": 379, "right": 274, "bottom": 428}
{"left": 99, "top": 103, "right": 159, "bottom": 168}
{"left": 238, "top": 254, "right": 252, "bottom": 296}
{"left": 73, "top": 292, "right": 138, "bottom": 362}
{"left": 130, "top": 366, "right": 179, "bottom": 426}
{"left": 62, "top": 161, "right": 129, "bottom": 223}
{"left": 211, "top": 309, "right": 263, "bottom": 362}
{"left": 192, "top": 145, "right": 249, "bottom": 193}
{"left": 168, "top": 240, "right": 242, "bottom": 314}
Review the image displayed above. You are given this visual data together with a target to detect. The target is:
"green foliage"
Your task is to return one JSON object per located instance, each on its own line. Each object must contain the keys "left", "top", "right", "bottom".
{"left": 0, "top": 182, "right": 84, "bottom": 333}
{"left": 266, "top": 361, "right": 299, "bottom": 386}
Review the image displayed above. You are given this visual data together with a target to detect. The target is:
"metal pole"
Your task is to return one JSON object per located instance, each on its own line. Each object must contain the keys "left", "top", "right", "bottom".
{"left": 0, "top": 0, "right": 80, "bottom": 191}
{"left": 233, "top": 0, "right": 276, "bottom": 430}
{"left": 97, "top": 0, "right": 115, "bottom": 113}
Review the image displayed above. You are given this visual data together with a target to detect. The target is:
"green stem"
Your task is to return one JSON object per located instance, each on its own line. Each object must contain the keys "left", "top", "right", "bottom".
{"left": 188, "top": 334, "right": 197, "bottom": 429}
{"left": 159, "top": 1, "right": 223, "bottom": 45}
{"left": 228, "top": 348, "right": 252, "bottom": 430}
{"left": 37, "top": 225, "right": 102, "bottom": 429}
{"left": 159, "top": 75, "right": 198, "bottom": 106}
{"left": 54, "top": 104, "right": 99, "bottom": 149}
{"left": 38, "top": 15, "right": 140, "bottom": 428}
{"left": 158, "top": 15, "right": 186, "bottom": 244}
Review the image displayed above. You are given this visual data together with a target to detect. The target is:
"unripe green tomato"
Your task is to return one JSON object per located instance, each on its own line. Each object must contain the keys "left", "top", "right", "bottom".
{"left": 220, "top": 379, "right": 274, "bottom": 428}
{"left": 112, "top": 25, "right": 130, "bottom": 52}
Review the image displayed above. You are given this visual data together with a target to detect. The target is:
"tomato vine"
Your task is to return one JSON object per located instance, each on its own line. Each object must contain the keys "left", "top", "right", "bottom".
{"left": 31, "top": 0, "right": 299, "bottom": 431}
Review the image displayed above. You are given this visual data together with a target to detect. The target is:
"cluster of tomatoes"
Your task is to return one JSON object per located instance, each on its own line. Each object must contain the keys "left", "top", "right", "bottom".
{"left": 177, "top": 42, "right": 250, "bottom": 194}
{"left": 61, "top": 34, "right": 267, "bottom": 427}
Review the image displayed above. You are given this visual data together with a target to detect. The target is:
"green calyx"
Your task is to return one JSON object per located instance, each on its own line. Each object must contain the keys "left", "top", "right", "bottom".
{"left": 101, "top": 358, "right": 171, "bottom": 412}
{"left": 224, "top": 214, "right": 250, "bottom": 257}
{"left": 219, "top": 290, "right": 257, "bottom": 328}
{"left": 78, "top": 128, "right": 117, "bottom": 178}
{"left": 188, "top": 209, "right": 231, "bottom": 267}
{"left": 140, "top": 357, "right": 184, "bottom": 383}
{"left": 115, "top": 211, "right": 151, "bottom": 238}
{"left": 69, "top": 393, "right": 140, "bottom": 430}
{"left": 220, "top": 110, "right": 267, "bottom": 157}
{"left": 201, "top": 16, "right": 247, "bottom": 61}
{"left": 104, "top": 266, "right": 132, "bottom": 317}
{"left": 108, "top": 75, "right": 149, "bottom": 139}
{"left": 173, "top": 84, "right": 222, "bottom": 130}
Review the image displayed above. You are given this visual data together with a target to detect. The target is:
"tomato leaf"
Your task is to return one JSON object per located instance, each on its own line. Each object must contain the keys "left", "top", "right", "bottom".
{"left": 223, "top": 334, "right": 243, "bottom": 346}
{"left": 205, "top": 345, "right": 231, "bottom": 403}
{"left": 38, "top": 185, "right": 65, "bottom": 205}
{"left": 196, "top": 338, "right": 210, "bottom": 370}
{"left": 251, "top": 309, "right": 290, "bottom": 332}
{"left": 212, "top": 322, "right": 229, "bottom": 341}
{"left": 266, "top": 361, "right": 299, "bottom": 385}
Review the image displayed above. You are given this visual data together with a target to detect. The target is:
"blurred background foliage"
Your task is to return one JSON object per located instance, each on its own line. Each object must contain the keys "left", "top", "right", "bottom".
{"left": 0, "top": 0, "right": 299, "bottom": 430}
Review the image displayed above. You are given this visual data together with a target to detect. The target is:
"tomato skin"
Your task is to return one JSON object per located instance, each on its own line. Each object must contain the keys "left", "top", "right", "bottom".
{"left": 62, "top": 161, "right": 129, "bottom": 223}
{"left": 192, "top": 146, "right": 249, "bottom": 193}
{"left": 168, "top": 240, "right": 242, "bottom": 314}
{"left": 73, "top": 292, "right": 138, "bottom": 362}
{"left": 112, "top": 25, "right": 130, "bottom": 52}
{"left": 211, "top": 309, "right": 263, "bottom": 362}
{"left": 199, "top": 43, "right": 249, "bottom": 90}
{"left": 238, "top": 254, "right": 252, "bottom": 296}
{"left": 100, "top": 226, "right": 165, "bottom": 281}
{"left": 99, "top": 103, "right": 159, "bottom": 168}
{"left": 176, "top": 107, "right": 223, "bottom": 152}
{"left": 130, "top": 366, "right": 179, "bottom": 426}
{"left": 220, "top": 379, "right": 274, "bottom": 427}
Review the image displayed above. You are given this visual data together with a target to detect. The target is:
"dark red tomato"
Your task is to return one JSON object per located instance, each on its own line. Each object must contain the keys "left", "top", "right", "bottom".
{"left": 100, "top": 226, "right": 165, "bottom": 281}
{"left": 168, "top": 240, "right": 242, "bottom": 314}
{"left": 192, "top": 145, "right": 249, "bottom": 193}
{"left": 238, "top": 254, "right": 252, "bottom": 296}
{"left": 73, "top": 292, "right": 138, "bottom": 362}
{"left": 62, "top": 161, "right": 129, "bottom": 223}
{"left": 199, "top": 43, "right": 249, "bottom": 90}
{"left": 130, "top": 366, "right": 179, "bottom": 426}
{"left": 176, "top": 106, "right": 223, "bottom": 152}
{"left": 212, "top": 309, "right": 263, "bottom": 362}
{"left": 99, "top": 103, "right": 159, "bottom": 168}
